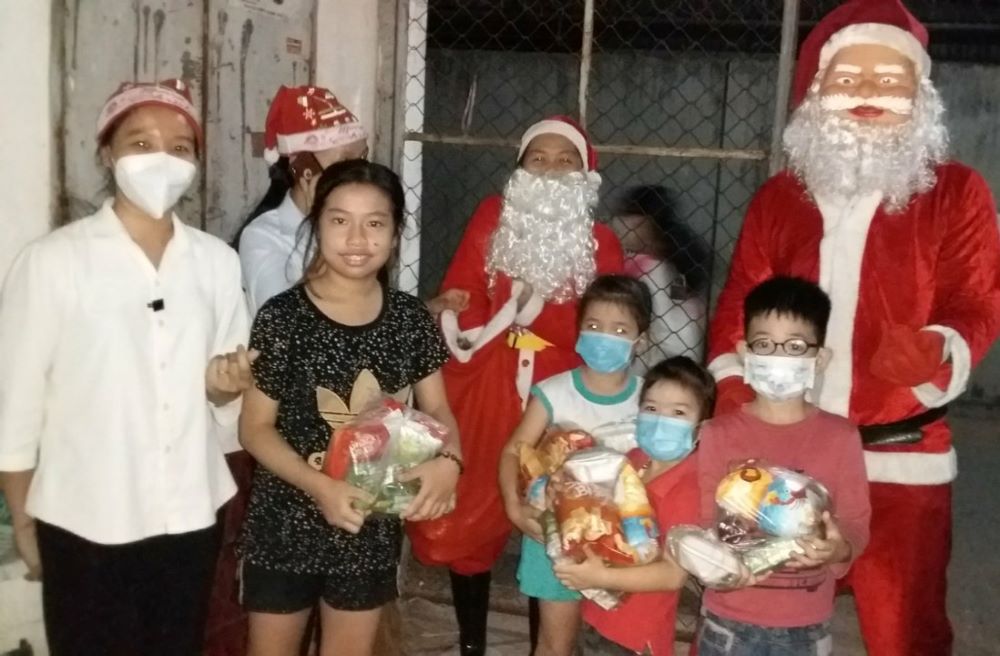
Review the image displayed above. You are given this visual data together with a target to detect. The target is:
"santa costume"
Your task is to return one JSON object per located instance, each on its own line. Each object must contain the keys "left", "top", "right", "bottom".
{"left": 708, "top": 2, "right": 1000, "bottom": 654}
{"left": 406, "top": 116, "right": 624, "bottom": 652}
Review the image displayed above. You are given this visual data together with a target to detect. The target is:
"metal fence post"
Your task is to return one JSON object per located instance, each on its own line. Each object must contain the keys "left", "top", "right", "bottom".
{"left": 769, "top": 0, "right": 801, "bottom": 175}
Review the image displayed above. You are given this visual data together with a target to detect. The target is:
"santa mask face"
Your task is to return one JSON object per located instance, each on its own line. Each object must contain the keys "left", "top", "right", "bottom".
{"left": 818, "top": 44, "right": 917, "bottom": 127}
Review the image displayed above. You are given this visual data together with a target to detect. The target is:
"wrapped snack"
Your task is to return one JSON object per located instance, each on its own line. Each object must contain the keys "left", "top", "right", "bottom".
{"left": 519, "top": 428, "right": 596, "bottom": 510}
{"left": 551, "top": 450, "right": 661, "bottom": 566}
{"left": 540, "top": 510, "right": 620, "bottom": 610}
{"left": 667, "top": 525, "right": 743, "bottom": 588}
{"left": 323, "top": 398, "right": 446, "bottom": 513}
{"left": 590, "top": 416, "right": 638, "bottom": 454}
{"left": 714, "top": 460, "right": 830, "bottom": 571}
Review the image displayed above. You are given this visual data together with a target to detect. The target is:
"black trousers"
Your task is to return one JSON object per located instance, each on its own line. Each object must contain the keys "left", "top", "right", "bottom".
{"left": 36, "top": 518, "right": 222, "bottom": 656}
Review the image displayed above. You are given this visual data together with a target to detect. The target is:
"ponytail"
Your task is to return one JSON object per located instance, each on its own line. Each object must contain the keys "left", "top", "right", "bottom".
{"left": 231, "top": 157, "right": 293, "bottom": 249}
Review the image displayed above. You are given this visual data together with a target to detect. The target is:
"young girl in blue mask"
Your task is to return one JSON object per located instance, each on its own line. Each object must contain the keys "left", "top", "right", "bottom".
{"left": 553, "top": 356, "right": 714, "bottom": 655}
{"left": 499, "top": 274, "right": 651, "bottom": 656}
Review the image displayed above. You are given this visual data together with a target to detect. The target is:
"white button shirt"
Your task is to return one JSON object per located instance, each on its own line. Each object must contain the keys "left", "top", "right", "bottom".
{"left": 238, "top": 192, "right": 308, "bottom": 315}
{"left": 0, "top": 200, "right": 248, "bottom": 544}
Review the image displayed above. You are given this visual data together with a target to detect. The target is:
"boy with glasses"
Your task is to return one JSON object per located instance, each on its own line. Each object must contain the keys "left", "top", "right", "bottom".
{"left": 695, "top": 276, "right": 871, "bottom": 655}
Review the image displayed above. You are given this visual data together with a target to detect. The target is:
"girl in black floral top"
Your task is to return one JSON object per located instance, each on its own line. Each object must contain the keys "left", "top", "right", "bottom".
{"left": 238, "top": 160, "right": 462, "bottom": 656}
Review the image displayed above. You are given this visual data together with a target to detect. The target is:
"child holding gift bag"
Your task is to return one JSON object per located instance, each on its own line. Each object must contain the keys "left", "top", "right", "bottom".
{"left": 498, "top": 275, "right": 651, "bottom": 656}
{"left": 695, "top": 276, "right": 870, "bottom": 655}
{"left": 553, "top": 356, "right": 713, "bottom": 655}
{"left": 237, "top": 159, "right": 463, "bottom": 656}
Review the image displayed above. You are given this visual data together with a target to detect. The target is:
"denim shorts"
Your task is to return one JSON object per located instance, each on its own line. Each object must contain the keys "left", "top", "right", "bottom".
{"left": 697, "top": 611, "right": 832, "bottom": 656}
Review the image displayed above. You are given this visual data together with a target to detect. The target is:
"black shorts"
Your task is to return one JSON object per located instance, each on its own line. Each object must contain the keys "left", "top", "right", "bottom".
{"left": 240, "top": 518, "right": 403, "bottom": 613}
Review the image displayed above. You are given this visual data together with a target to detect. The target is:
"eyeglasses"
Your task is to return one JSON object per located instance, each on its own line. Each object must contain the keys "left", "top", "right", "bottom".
{"left": 748, "top": 337, "right": 819, "bottom": 357}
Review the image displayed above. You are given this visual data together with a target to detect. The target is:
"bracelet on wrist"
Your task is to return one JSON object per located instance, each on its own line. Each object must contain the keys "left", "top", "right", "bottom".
{"left": 436, "top": 449, "right": 464, "bottom": 475}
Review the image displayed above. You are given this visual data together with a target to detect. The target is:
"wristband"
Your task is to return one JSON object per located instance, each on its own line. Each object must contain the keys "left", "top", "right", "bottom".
{"left": 436, "top": 449, "right": 464, "bottom": 475}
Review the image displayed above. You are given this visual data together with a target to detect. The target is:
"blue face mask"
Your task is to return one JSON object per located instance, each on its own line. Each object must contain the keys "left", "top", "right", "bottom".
{"left": 575, "top": 331, "right": 634, "bottom": 373}
{"left": 635, "top": 413, "right": 695, "bottom": 461}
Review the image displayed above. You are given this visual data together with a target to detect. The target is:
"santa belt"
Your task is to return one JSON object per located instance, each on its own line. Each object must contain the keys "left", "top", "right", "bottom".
{"left": 506, "top": 328, "right": 552, "bottom": 352}
{"left": 858, "top": 406, "right": 947, "bottom": 446}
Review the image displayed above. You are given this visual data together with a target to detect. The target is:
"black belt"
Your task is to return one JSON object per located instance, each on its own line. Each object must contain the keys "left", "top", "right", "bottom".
{"left": 858, "top": 406, "right": 948, "bottom": 446}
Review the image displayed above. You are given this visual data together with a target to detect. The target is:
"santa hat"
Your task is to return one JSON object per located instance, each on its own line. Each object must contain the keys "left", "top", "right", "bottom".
{"left": 263, "top": 85, "right": 367, "bottom": 164}
{"left": 791, "top": 0, "right": 930, "bottom": 108}
{"left": 517, "top": 115, "right": 598, "bottom": 171}
{"left": 96, "top": 78, "right": 202, "bottom": 150}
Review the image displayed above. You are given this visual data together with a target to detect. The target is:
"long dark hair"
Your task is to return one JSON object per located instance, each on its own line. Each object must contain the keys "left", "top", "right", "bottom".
{"left": 302, "top": 159, "right": 405, "bottom": 287}
{"left": 617, "top": 185, "right": 711, "bottom": 295}
{"left": 230, "top": 157, "right": 295, "bottom": 248}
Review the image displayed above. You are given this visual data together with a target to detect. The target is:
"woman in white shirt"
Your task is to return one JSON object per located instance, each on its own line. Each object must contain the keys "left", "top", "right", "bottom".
{"left": 611, "top": 186, "right": 711, "bottom": 371}
{"left": 0, "top": 79, "right": 254, "bottom": 656}
{"left": 233, "top": 85, "right": 368, "bottom": 315}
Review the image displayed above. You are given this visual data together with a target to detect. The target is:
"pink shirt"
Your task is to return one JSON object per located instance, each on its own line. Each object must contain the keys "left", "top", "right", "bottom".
{"left": 697, "top": 406, "right": 871, "bottom": 627}
{"left": 583, "top": 453, "right": 700, "bottom": 655}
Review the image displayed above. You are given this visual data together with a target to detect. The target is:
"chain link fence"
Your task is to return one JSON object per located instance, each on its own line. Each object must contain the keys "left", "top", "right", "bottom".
{"left": 395, "top": 0, "right": 796, "bottom": 370}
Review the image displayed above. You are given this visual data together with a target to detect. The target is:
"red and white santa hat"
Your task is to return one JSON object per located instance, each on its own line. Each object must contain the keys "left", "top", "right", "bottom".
{"left": 263, "top": 85, "right": 367, "bottom": 164}
{"left": 96, "top": 78, "right": 202, "bottom": 149}
{"left": 517, "top": 115, "right": 598, "bottom": 171}
{"left": 791, "top": 0, "right": 930, "bottom": 108}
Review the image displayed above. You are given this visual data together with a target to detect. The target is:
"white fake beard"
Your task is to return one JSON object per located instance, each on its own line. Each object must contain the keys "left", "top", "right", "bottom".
{"left": 783, "top": 78, "right": 948, "bottom": 213}
{"left": 486, "top": 168, "right": 602, "bottom": 303}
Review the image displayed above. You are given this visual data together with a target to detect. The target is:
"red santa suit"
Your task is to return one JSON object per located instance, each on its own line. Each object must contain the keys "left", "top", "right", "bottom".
{"left": 409, "top": 197, "right": 623, "bottom": 573}
{"left": 407, "top": 122, "right": 624, "bottom": 575}
{"left": 707, "top": 3, "right": 1000, "bottom": 655}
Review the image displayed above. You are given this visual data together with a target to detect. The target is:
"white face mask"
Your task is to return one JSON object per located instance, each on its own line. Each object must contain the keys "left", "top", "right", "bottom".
{"left": 743, "top": 353, "right": 817, "bottom": 402}
{"left": 114, "top": 152, "right": 197, "bottom": 219}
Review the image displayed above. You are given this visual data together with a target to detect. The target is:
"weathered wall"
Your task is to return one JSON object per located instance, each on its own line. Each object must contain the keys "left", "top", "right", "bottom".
{"left": 59, "top": 0, "right": 315, "bottom": 241}
{"left": 0, "top": 1, "right": 56, "bottom": 287}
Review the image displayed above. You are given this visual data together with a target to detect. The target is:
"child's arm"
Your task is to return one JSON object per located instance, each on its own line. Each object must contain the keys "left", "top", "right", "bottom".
{"left": 498, "top": 398, "right": 550, "bottom": 542}
{"left": 554, "top": 547, "right": 688, "bottom": 593}
{"left": 399, "top": 370, "right": 463, "bottom": 522}
{"left": 239, "top": 386, "right": 372, "bottom": 533}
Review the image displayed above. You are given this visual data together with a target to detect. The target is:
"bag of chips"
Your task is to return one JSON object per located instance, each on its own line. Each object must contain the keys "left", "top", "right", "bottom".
{"left": 323, "top": 398, "right": 447, "bottom": 514}
{"left": 519, "top": 427, "right": 597, "bottom": 510}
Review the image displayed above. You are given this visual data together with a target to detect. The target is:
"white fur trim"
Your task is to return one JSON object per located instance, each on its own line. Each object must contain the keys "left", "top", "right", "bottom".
{"left": 912, "top": 325, "right": 971, "bottom": 407}
{"left": 263, "top": 147, "right": 279, "bottom": 165}
{"left": 515, "top": 290, "right": 545, "bottom": 326}
{"left": 864, "top": 447, "right": 957, "bottom": 485}
{"left": 275, "top": 123, "right": 367, "bottom": 156}
{"left": 819, "top": 23, "right": 931, "bottom": 79}
{"left": 515, "top": 349, "right": 536, "bottom": 408}
{"left": 813, "top": 191, "right": 883, "bottom": 417}
{"left": 708, "top": 353, "right": 743, "bottom": 381}
{"left": 438, "top": 281, "right": 525, "bottom": 362}
{"left": 517, "top": 119, "right": 591, "bottom": 170}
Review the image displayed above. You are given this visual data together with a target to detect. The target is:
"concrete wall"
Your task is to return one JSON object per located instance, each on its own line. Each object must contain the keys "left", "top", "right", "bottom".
{"left": 0, "top": 2, "right": 55, "bottom": 287}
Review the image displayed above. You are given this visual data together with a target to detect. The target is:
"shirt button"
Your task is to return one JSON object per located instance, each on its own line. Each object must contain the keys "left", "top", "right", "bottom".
{"left": 163, "top": 403, "right": 170, "bottom": 411}
{"left": 160, "top": 362, "right": 167, "bottom": 370}
{"left": 158, "top": 320, "right": 165, "bottom": 328}
{"left": 165, "top": 445, "right": 171, "bottom": 454}
{"left": 521, "top": 359, "right": 530, "bottom": 367}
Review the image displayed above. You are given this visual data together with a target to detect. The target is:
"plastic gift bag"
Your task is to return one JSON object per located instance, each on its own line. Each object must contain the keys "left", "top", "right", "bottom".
{"left": 546, "top": 448, "right": 661, "bottom": 609}
{"left": 589, "top": 416, "right": 639, "bottom": 454}
{"left": 323, "top": 398, "right": 447, "bottom": 514}
{"left": 667, "top": 525, "right": 743, "bottom": 588}
{"left": 519, "top": 427, "right": 597, "bottom": 510}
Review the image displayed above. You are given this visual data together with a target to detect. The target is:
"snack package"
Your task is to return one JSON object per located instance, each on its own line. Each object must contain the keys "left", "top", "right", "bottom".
{"left": 667, "top": 525, "right": 743, "bottom": 588}
{"left": 672, "top": 462, "right": 832, "bottom": 585}
{"left": 323, "top": 398, "right": 446, "bottom": 514}
{"left": 542, "top": 448, "right": 662, "bottom": 610}
{"left": 715, "top": 461, "right": 830, "bottom": 546}
{"left": 519, "top": 427, "right": 597, "bottom": 510}
{"left": 590, "top": 416, "right": 638, "bottom": 454}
